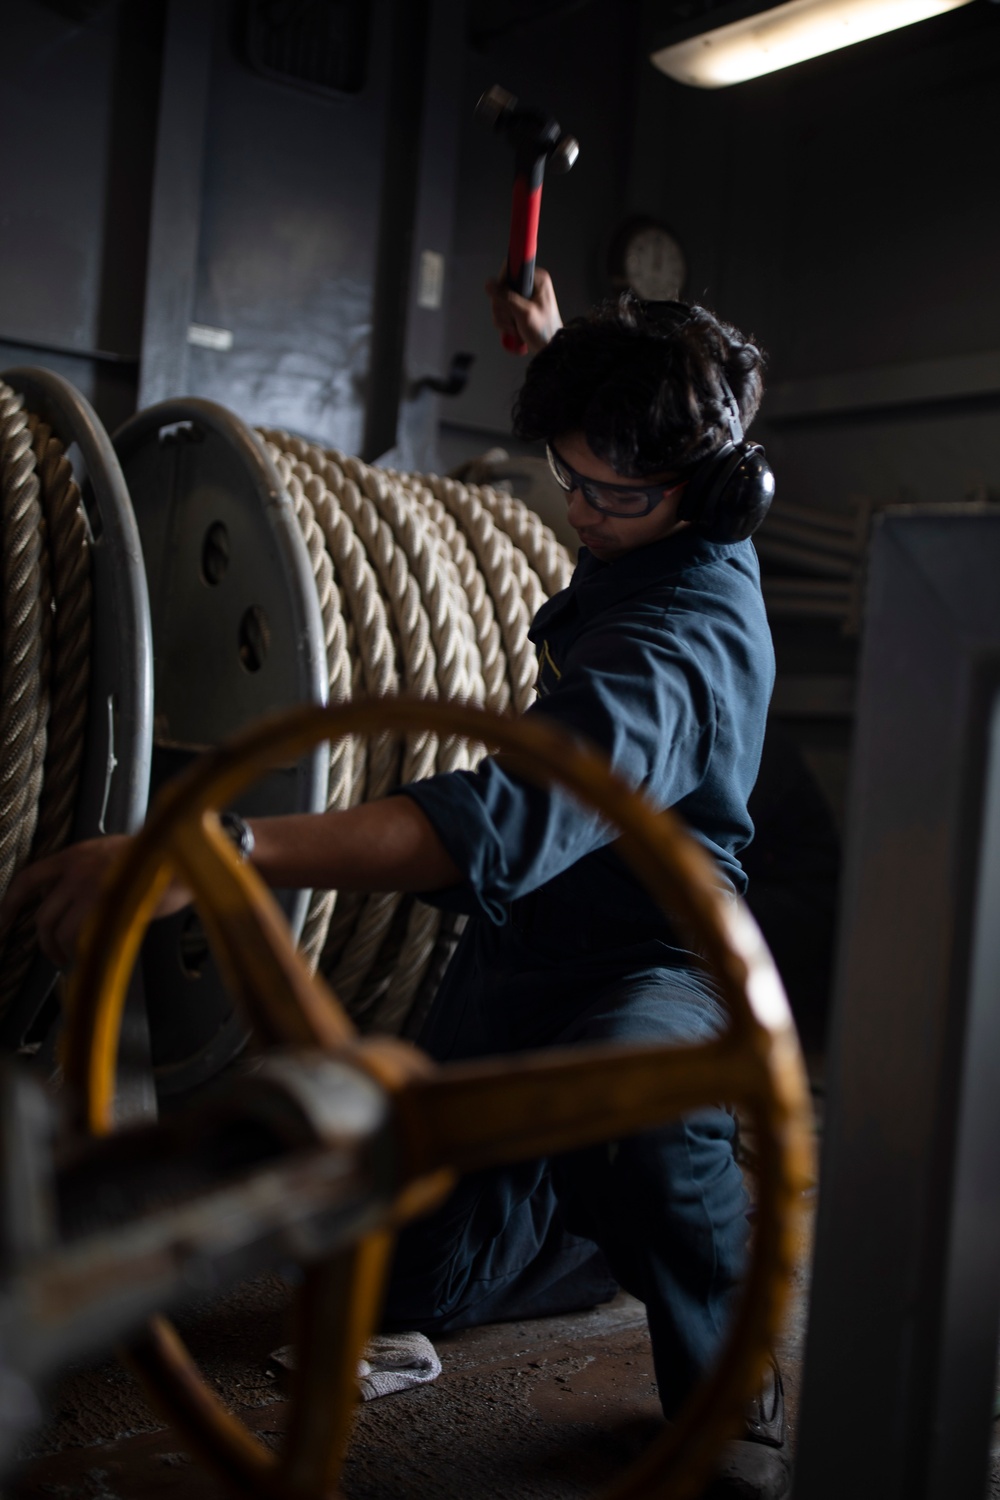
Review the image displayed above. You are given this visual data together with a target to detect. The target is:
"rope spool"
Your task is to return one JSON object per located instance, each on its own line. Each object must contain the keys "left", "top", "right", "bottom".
{"left": 259, "top": 429, "right": 573, "bottom": 1036}
{"left": 0, "top": 371, "right": 571, "bottom": 1059}
{"left": 111, "top": 399, "right": 328, "bottom": 1098}
{"left": 0, "top": 382, "right": 93, "bottom": 1021}
{"left": 0, "top": 382, "right": 51, "bottom": 910}
{"left": 265, "top": 450, "right": 354, "bottom": 973}
{"left": 0, "top": 368, "right": 152, "bottom": 1050}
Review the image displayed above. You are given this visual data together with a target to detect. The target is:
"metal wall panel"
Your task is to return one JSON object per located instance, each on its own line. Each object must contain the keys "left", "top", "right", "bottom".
{"left": 1, "top": 0, "right": 459, "bottom": 463}
{"left": 182, "top": 0, "right": 394, "bottom": 453}
{"left": 795, "top": 509, "right": 1000, "bottom": 1500}
{"left": 0, "top": 1, "right": 163, "bottom": 431}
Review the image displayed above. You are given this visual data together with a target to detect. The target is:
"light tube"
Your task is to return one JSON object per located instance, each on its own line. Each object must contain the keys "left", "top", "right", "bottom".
{"left": 650, "top": 0, "right": 977, "bottom": 89}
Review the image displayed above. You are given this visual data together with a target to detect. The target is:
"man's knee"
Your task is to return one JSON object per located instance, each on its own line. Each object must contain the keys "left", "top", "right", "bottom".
{"left": 552, "top": 1108, "right": 748, "bottom": 1276}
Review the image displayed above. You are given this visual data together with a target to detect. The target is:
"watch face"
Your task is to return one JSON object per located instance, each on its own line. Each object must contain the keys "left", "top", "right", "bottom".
{"left": 621, "top": 225, "right": 686, "bottom": 301}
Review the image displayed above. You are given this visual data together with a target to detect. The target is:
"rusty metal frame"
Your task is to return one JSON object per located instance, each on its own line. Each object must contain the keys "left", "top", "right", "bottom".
{"left": 64, "top": 697, "right": 814, "bottom": 1500}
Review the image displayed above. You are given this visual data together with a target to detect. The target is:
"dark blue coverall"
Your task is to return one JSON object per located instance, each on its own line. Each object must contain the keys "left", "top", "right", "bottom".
{"left": 384, "top": 527, "right": 775, "bottom": 1418}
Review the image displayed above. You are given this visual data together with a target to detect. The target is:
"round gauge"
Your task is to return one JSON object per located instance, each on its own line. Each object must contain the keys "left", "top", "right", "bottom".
{"left": 608, "top": 217, "right": 687, "bottom": 301}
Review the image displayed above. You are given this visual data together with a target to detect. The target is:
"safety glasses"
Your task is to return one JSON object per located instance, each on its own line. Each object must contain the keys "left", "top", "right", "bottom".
{"left": 546, "top": 442, "right": 687, "bottom": 519}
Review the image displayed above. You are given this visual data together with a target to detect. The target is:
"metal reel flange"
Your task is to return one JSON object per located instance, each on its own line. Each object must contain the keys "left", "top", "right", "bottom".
{"left": 0, "top": 367, "right": 153, "bottom": 1051}
{"left": 64, "top": 697, "right": 814, "bottom": 1500}
{"left": 113, "top": 399, "right": 329, "bottom": 1098}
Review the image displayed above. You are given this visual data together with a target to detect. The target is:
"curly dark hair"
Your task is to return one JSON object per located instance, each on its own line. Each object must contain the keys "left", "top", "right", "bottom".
{"left": 512, "top": 294, "right": 766, "bottom": 478}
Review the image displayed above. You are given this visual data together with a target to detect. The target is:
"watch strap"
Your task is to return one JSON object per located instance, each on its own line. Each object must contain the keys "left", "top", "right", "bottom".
{"left": 219, "top": 811, "right": 255, "bottom": 862}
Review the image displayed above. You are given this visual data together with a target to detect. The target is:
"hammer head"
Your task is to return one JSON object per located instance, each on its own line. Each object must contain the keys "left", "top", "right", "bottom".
{"left": 475, "top": 83, "right": 518, "bottom": 129}
{"left": 475, "top": 85, "right": 579, "bottom": 171}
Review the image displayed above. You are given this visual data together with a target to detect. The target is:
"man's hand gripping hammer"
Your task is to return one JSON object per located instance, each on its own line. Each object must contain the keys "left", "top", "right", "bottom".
{"left": 476, "top": 85, "right": 579, "bottom": 354}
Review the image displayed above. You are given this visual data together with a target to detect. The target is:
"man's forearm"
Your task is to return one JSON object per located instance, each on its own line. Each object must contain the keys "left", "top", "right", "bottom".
{"left": 248, "top": 795, "right": 463, "bottom": 894}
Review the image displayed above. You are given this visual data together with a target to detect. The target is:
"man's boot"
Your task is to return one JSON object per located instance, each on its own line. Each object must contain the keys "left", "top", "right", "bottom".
{"left": 702, "top": 1356, "right": 792, "bottom": 1500}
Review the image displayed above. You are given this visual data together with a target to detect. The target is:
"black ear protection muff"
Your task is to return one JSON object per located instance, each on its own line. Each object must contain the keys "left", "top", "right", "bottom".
{"left": 640, "top": 300, "right": 775, "bottom": 544}
{"left": 677, "top": 374, "right": 775, "bottom": 544}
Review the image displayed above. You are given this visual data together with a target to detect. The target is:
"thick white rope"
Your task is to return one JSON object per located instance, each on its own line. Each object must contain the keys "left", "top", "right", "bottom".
{"left": 258, "top": 427, "right": 573, "bottom": 1035}
{"left": 26, "top": 419, "right": 91, "bottom": 856}
{"left": 321, "top": 453, "right": 448, "bottom": 1013}
{"left": 0, "top": 384, "right": 50, "bottom": 916}
{"left": 332, "top": 461, "right": 489, "bottom": 1028}
{"left": 413, "top": 480, "right": 509, "bottom": 715}
{"left": 468, "top": 480, "right": 573, "bottom": 600}
{"left": 288, "top": 449, "right": 404, "bottom": 983}
{"left": 0, "top": 419, "right": 92, "bottom": 1012}
{"left": 293, "top": 462, "right": 400, "bottom": 795}
{"left": 421, "top": 475, "right": 543, "bottom": 716}
{"left": 263, "top": 446, "right": 355, "bottom": 973}
{"left": 362, "top": 464, "right": 483, "bottom": 713}
{"left": 377, "top": 459, "right": 579, "bottom": 1026}
{"left": 262, "top": 433, "right": 441, "bottom": 1006}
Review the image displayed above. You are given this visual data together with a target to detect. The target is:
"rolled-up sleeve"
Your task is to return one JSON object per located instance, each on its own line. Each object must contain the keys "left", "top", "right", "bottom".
{"left": 398, "top": 617, "right": 716, "bottom": 923}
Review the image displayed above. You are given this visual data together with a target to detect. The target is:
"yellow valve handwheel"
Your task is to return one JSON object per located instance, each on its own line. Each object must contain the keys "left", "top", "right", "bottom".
{"left": 64, "top": 698, "right": 813, "bottom": 1500}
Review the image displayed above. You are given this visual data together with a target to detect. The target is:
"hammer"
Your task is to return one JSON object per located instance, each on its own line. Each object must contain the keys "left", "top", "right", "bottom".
{"left": 476, "top": 85, "right": 579, "bottom": 354}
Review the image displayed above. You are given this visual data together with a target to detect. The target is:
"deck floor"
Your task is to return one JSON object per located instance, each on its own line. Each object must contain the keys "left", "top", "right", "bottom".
{"left": 10, "top": 1226, "right": 813, "bottom": 1500}
{"left": 10, "top": 1191, "right": 1000, "bottom": 1499}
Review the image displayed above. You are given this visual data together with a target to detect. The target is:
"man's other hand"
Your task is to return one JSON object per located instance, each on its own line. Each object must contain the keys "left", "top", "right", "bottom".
{"left": 0, "top": 837, "right": 191, "bottom": 971}
{"left": 485, "top": 265, "right": 562, "bottom": 355}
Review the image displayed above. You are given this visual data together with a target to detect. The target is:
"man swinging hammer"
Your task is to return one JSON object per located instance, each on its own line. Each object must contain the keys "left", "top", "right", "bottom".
{"left": 6, "top": 268, "right": 785, "bottom": 1499}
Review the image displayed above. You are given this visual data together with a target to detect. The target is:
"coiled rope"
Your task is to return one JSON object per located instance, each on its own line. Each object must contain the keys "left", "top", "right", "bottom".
{"left": 0, "top": 384, "right": 570, "bottom": 1041}
{"left": 0, "top": 382, "right": 92, "bottom": 1014}
{"left": 259, "top": 429, "right": 573, "bottom": 1035}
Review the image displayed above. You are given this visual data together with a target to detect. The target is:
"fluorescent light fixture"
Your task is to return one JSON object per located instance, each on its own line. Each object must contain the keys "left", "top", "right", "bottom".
{"left": 651, "top": 0, "right": 976, "bottom": 89}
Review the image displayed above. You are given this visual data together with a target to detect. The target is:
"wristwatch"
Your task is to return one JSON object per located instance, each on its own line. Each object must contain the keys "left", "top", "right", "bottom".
{"left": 219, "top": 811, "right": 255, "bottom": 862}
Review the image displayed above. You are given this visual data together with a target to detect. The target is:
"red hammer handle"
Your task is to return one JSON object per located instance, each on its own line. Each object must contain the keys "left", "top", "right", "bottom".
{"left": 503, "top": 165, "right": 544, "bottom": 354}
